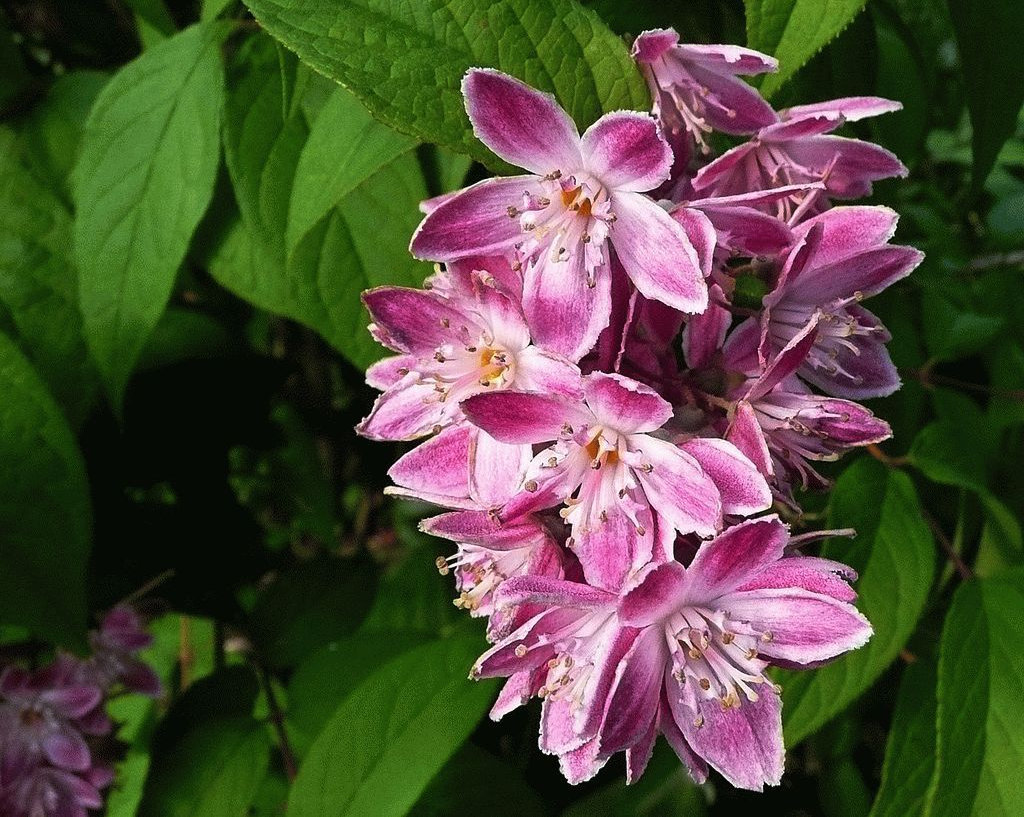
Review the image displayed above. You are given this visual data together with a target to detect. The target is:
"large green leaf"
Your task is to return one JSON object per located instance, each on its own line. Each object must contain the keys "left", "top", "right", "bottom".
{"left": 869, "top": 657, "right": 937, "bottom": 817}
{"left": 287, "top": 85, "right": 417, "bottom": 252}
{"left": 288, "top": 637, "right": 497, "bottom": 817}
{"left": 73, "top": 23, "right": 226, "bottom": 408}
{"left": 0, "top": 332, "right": 91, "bottom": 647}
{"left": 240, "top": 0, "right": 649, "bottom": 168}
{"left": 744, "top": 0, "right": 868, "bottom": 98}
{"left": 926, "top": 568, "right": 1024, "bottom": 816}
{"left": 779, "top": 459, "right": 935, "bottom": 745}
{"left": 947, "top": 0, "right": 1024, "bottom": 186}
{"left": 0, "top": 128, "right": 97, "bottom": 427}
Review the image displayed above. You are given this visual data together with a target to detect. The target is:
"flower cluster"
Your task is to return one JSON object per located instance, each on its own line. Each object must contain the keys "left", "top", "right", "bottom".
{"left": 358, "top": 27, "right": 921, "bottom": 790}
{"left": 0, "top": 607, "right": 161, "bottom": 817}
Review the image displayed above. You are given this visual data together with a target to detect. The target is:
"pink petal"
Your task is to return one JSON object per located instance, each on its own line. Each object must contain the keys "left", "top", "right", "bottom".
{"left": 676, "top": 43, "right": 778, "bottom": 75}
{"left": 783, "top": 96, "right": 902, "bottom": 122}
{"left": 463, "top": 69, "right": 582, "bottom": 175}
{"left": 632, "top": 28, "right": 680, "bottom": 63}
{"left": 495, "top": 575, "right": 615, "bottom": 610}
{"left": 619, "top": 561, "right": 687, "bottom": 628}
{"left": 410, "top": 175, "right": 534, "bottom": 260}
{"left": 599, "top": 627, "right": 665, "bottom": 754}
{"left": 746, "top": 316, "right": 819, "bottom": 401}
{"left": 786, "top": 246, "right": 923, "bottom": 304}
{"left": 737, "top": 556, "right": 859, "bottom": 603}
{"left": 671, "top": 207, "right": 717, "bottom": 279}
{"left": 357, "top": 377, "right": 450, "bottom": 441}
{"left": 521, "top": 247, "right": 612, "bottom": 361}
{"left": 462, "top": 391, "right": 590, "bottom": 444}
{"left": 558, "top": 737, "right": 609, "bottom": 784}
{"left": 691, "top": 140, "right": 758, "bottom": 193}
{"left": 581, "top": 111, "right": 672, "bottom": 192}
{"left": 682, "top": 284, "right": 731, "bottom": 369}
{"left": 421, "top": 510, "right": 550, "bottom": 551}
{"left": 783, "top": 135, "right": 907, "bottom": 196}
{"left": 684, "top": 61, "right": 778, "bottom": 133}
{"left": 490, "top": 669, "right": 542, "bottom": 720}
{"left": 625, "top": 717, "right": 658, "bottom": 783}
{"left": 659, "top": 688, "right": 709, "bottom": 784}
{"left": 363, "top": 287, "right": 472, "bottom": 355}
{"left": 722, "top": 587, "right": 872, "bottom": 664}
{"left": 469, "top": 428, "right": 531, "bottom": 507}
{"left": 43, "top": 730, "right": 91, "bottom": 771}
{"left": 791, "top": 205, "right": 899, "bottom": 268}
{"left": 679, "top": 437, "right": 772, "bottom": 516}
{"left": 726, "top": 402, "right": 773, "bottom": 479}
{"left": 365, "top": 355, "right": 416, "bottom": 390}
{"left": 583, "top": 372, "right": 672, "bottom": 433}
{"left": 683, "top": 516, "right": 789, "bottom": 602}
{"left": 721, "top": 316, "right": 762, "bottom": 376}
{"left": 541, "top": 695, "right": 589, "bottom": 755}
{"left": 512, "top": 346, "right": 583, "bottom": 398}
{"left": 799, "top": 308, "right": 901, "bottom": 399}
{"left": 573, "top": 507, "right": 650, "bottom": 592}
{"left": 679, "top": 689, "right": 784, "bottom": 790}
{"left": 610, "top": 192, "right": 707, "bottom": 313}
{"left": 387, "top": 425, "right": 471, "bottom": 505}
{"left": 632, "top": 437, "right": 722, "bottom": 537}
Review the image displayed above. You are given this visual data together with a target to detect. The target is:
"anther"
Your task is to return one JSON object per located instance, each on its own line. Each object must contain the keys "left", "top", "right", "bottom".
{"left": 515, "top": 644, "right": 528, "bottom": 658}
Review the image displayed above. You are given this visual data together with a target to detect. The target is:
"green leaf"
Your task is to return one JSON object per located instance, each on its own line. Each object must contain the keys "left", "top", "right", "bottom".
{"left": 287, "top": 85, "right": 417, "bottom": 252}
{"left": 0, "top": 332, "right": 91, "bottom": 648}
{"left": 240, "top": 0, "right": 649, "bottom": 168}
{"left": 73, "top": 23, "right": 226, "bottom": 409}
{"left": 779, "top": 459, "right": 935, "bottom": 745}
{"left": 250, "top": 557, "right": 378, "bottom": 669}
{"left": 288, "top": 637, "right": 497, "bottom": 817}
{"left": 287, "top": 632, "right": 429, "bottom": 756}
{"left": 926, "top": 568, "right": 1024, "bottom": 816}
{"left": 921, "top": 290, "right": 1004, "bottom": 361}
{"left": 744, "top": 0, "right": 868, "bottom": 98}
{"left": 0, "top": 128, "right": 98, "bottom": 427}
{"left": 203, "top": 0, "right": 238, "bottom": 20}
{"left": 947, "top": 0, "right": 1024, "bottom": 186}
{"left": 125, "top": 0, "right": 178, "bottom": 47}
{"left": 869, "top": 657, "right": 937, "bottom": 817}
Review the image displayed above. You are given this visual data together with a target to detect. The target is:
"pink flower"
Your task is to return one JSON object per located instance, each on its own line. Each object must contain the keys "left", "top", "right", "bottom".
{"left": 744, "top": 206, "right": 923, "bottom": 399}
{"left": 693, "top": 98, "right": 907, "bottom": 222}
{"left": 632, "top": 28, "right": 778, "bottom": 158}
{"left": 73, "top": 606, "right": 162, "bottom": 698}
{"left": 411, "top": 69, "right": 707, "bottom": 360}
{"left": 724, "top": 317, "right": 891, "bottom": 501}
{"left": 0, "top": 761, "right": 106, "bottom": 817}
{"left": 462, "top": 372, "right": 771, "bottom": 590}
{"left": 472, "top": 516, "right": 872, "bottom": 790}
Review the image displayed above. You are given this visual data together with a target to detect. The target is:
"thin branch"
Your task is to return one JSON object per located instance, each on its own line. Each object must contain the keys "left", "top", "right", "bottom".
{"left": 257, "top": 663, "right": 299, "bottom": 782}
{"left": 902, "top": 367, "right": 1024, "bottom": 401}
{"left": 922, "top": 509, "right": 974, "bottom": 582}
{"left": 965, "top": 249, "right": 1024, "bottom": 272}
{"left": 867, "top": 443, "right": 908, "bottom": 467}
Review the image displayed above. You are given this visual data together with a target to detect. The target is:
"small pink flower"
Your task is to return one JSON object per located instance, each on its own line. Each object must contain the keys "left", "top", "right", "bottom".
{"left": 411, "top": 69, "right": 708, "bottom": 360}
{"left": 633, "top": 28, "right": 778, "bottom": 158}
{"left": 473, "top": 516, "right": 871, "bottom": 790}
{"left": 462, "top": 372, "right": 771, "bottom": 590}
{"left": 693, "top": 98, "right": 907, "bottom": 222}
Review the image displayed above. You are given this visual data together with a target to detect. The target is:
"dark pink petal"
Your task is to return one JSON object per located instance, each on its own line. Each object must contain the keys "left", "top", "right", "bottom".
{"left": 410, "top": 175, "right": 534, "bottom": 260}
{"left": 462, "top": 69, "right": 582, "bottom": 175}
{"left": 387, "top": 425, "right": 471, "bottom": 505}
{"left": 676, "top": 43, "right": 778, "bottom": 75}
{"left": 632, "top": 28, "right": 679, "bottom": 63}
{"left": 784, "top": 135, "right": 907, "bottom": 196}
{"left": 421, "top": 510, "right": 549, "bottom": 551}
{"left": 679, "top": 437, "right": 772, "bottom": 516}
{"left": 584, "top": 372, "right": 672, "bottom": 433}
{"left": 581, "top": 111, "right": 672, "bottom": 192}
{"left": 684, "top": 60, "right": 778, "bottom": 133}
{"left": 783, "top": 96, "right": 902, "bottom": 122}
{"left": 620, "top": 561, "right": 687, "bottom": 628}
{"left": 799, "top": 309, "right": 901, "bottom": 399}
{"left": 363, "top": 287, "right": 471, "bottom": 355}
{"left": 495, "top": 575, "right": 615, "bottom": 610}
{"left": 691, "top": 140, "right": 758, "bottom": 193}
{"left": 737, "top": 556, "right": 858, "bottom": 603}
{"left": 671, "top": 207, "right": 717, "bottom": 279}
{"left": 726, "top": 402, "right": 773, "bottom": 479}
{"left": 573, "top": 508, "right": 648, "bottom": 591}
{"left": 610, "top": 192, "right": 707, "bottom": 313}
{"left": 760, "top": 113, "right": 840, "bottom": 141}
{"left": 521, "top": 247, "right": 612, "bottom": 361}
{"left": 699, "top": 204, "right": 793, "bottom": 256}
{"left": 683, "top": 284, "right": 731, "bottom": 369}
{"left": 44, "top": 685, "right": 102, "bottom": 719}
{"left": 490, "top": 669, "right": 542, "bottom": 720}
{"left": 632, "top": 437, "right": 722, "bottom": 537}
{"left": 474, "top": 608, "right": 577, "bottom": 677}
{"left": 43, "top": 730, "right": 91, "bottom": 771}
{"left": 679, "top": 690, "right": 784, "bottom": 790}
{"left": 791, "top": 205, "right": 898, "bottom": 268}
{"left": 576, "top": 627, "right": 641, "bottom": 738}
{"left": 659, "top": 687, "right": 709, "bottom": 784}
{"left": 721, "top": 317, "right": 761, "bottom": 377}
{"left": 357, "top": 377, "right": 449, "bottom": 441}
{"left": 625, "top": 717, "right": 658, "bottom": 783}
{"left": 365, "top": 355, "right": 416, "bottom": 391}
{"left": 469, "top": 429, "right": 530, "bottom": 507}
{"left": 684, "top": 516, "right": 789, "bottom": 602}
{"left": 462, "top": 391, "right": 589, "bottom": 444}
{"left": 512, "top": 347, "right": 583, "bottom": 398}
{"left": 786, "top": 246, "right": 923, "bottom": 304}
{"left": 816, "top": 398, "right": 892, "bottom": 445}
{"left": 747, "top": 317, "right": 819, "bottom": 401}
{"left": 599, "top": 627, "right": 665, "bottom": 754}
{"left": 722, "top": 587, "right": 872, "bottom": 664}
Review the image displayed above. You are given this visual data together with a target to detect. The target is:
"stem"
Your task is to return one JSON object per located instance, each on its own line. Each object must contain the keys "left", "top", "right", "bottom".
{"left": 258, "top": 663, "right": 299, "bottom": 782}
{"left": 867, "top": 443, "right": 908, "bottom": 467}
{"left": 922, "top": 509, "right": 974, "bottom": 582}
